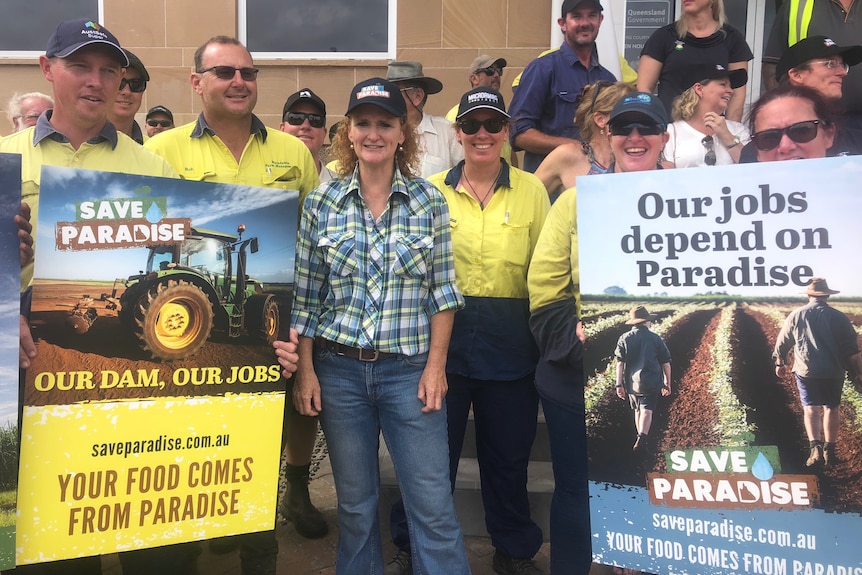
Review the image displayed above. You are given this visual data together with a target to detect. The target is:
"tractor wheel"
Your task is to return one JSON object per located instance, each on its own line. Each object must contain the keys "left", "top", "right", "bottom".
{"left": 245, "top": 294, "right": 280, "bottom": 344}
{"left": 135, "top": 280, "right": 214, "bottom": 360}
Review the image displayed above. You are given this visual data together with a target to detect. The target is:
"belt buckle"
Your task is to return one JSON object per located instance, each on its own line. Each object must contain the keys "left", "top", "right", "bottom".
{"left": 358, "top": 349, "right": 379, "bottom": 362}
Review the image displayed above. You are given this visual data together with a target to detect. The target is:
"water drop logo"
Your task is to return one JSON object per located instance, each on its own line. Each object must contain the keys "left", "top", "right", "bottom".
{"left": 751, "top": 452, "right": 774, "bottom": 481}
{"left": 145, "top": 202, "right": 164, "bottom": 224}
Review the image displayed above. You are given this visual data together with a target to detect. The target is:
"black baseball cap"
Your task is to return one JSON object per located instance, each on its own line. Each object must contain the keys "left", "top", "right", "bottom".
{"left": 345, "top": 78, "right": 407, "bottom": 117}
{"left": 283, "top": 88, "right": 326, "bottom": 119}
{"left": 776, "top": 36, "right": 862, "bottom": 81}
{"left": 46, "top": 19, "right": 128, "bottom": 66}
{"left": 146, "top": 106, "right": 173, "bottom": 122}
{"left": 561, "top": 0, "right": 603, "bottom": 16}
{"left": 456, "top": 87, "right": 509, "bottom": 120}
{"left": 681, "top": 63, "right": 747, "bottom": 92}
{"left": 609, "top": 92, "right": 669, "bottom": 129}
{"left": 124, "top": 49, "right": 150, "bottom": 81}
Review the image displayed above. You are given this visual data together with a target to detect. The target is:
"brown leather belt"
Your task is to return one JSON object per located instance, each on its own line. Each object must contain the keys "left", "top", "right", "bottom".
{"left": 315, "top": 338, "right": 401, "bottom": 362}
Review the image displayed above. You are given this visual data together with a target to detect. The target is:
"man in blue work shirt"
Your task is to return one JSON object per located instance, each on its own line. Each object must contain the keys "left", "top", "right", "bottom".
{"left": 508, "top": 0, "right": 617, "bottom": 172}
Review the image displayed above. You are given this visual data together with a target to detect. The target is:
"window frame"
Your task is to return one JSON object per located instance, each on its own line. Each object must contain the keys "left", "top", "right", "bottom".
{"left": 237, "top": 0, "right": 397, "bottom": 61}
{"left": 0, "top": 0, "right": 104, "bottom": 59}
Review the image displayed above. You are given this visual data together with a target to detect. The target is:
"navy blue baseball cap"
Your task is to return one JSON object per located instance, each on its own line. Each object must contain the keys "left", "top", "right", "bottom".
{"left": 609, "top": 91, "right": 669, "bottom": 129}
{"left": 456, "top": 87, "right": 509, "bottom": 120}
{"left": 346, "top": 78, "right": 407, "bottom": 117}
{"left": 46, "top": 19, "right": 128, "bottom": 66}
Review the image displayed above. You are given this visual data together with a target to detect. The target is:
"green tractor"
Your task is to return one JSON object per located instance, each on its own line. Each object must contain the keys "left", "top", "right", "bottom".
{"left": 109, "top": 224, "right": 279, "bottom": 360}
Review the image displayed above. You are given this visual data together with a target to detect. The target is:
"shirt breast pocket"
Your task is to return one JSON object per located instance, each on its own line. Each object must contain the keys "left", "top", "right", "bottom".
{"left": 264, "top": 164, "right": 300, "bottom": 189}
{"left": 392, "top": 234, "right": 433, "bottom": 278}
{"left": 318, "top": 232, "right": 357, "bottom": 277}
{"left": 501, "top": 220, "right": 532, "bottom": 268}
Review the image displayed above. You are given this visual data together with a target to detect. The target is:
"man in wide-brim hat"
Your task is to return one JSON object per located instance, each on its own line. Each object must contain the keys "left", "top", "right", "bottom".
{"left": 774, "top": 277, "right": 862, "bottom": 467}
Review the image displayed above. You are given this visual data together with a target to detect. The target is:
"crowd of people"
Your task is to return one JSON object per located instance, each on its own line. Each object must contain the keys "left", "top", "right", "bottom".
{"left": 9, "top": 0, "right": 862, "bottom": 573}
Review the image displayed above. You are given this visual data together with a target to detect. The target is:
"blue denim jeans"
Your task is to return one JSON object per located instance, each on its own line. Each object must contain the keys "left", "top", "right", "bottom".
{"left": 541, "top": 396, "right": 592, "bottom": 575}
{"left": 315, "top": 348, "right": 470, "bottom": 575}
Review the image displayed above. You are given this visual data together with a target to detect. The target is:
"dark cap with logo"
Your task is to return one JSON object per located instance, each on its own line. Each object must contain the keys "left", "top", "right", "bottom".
{"left": 283, "top": 88, "right": 327, "bottom": 118}
{"left": 124, "top": 49, "right": 150, "bottom": 81}
{"left": 776, "top": 35, "right": 862, "bottom": 81}
{"left": 609, "top": 91, "right": 669, "bottom": 129}
{"left": 561, "top": 0, "right": 604, "bottom": 16}
{"left": 456, "top": 87, "right": 509, "bottom": 120}
{"left": 146, "top": 105, "right": 173, "bottom": 122}
{"left": 46, "top": 19, "right": 128, "bottom": 66}
{"left": 681, "top": 63, "right": 747, "bottom": 92}
{"left": 346, "top": 77, "right": 407, "bottom": 117}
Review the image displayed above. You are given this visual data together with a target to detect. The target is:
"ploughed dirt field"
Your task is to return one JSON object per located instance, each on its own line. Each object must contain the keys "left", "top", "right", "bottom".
{"left": 25, "top": 280, "right": 290, "bottom": 406}
{"left": 581, "top": 299, "right": 862, "bottom": 516}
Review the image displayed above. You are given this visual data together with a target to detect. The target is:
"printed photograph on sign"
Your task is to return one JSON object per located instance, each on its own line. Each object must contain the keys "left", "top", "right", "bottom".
{"left": 0, "top": 153, "right": 22, "bottom": 570}
{"left": 577, "top": 157, "right": 862, "bottom": 575}
{"left": 18, "top": 166, "right": 297, "bottom": 564}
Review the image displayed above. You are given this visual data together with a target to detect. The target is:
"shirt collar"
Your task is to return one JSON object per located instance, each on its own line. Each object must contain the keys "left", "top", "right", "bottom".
{"left": 559, "top": 40, "right": 601, "bottom": 69}
{"left": 417, "top": 112, "right": 436, "bottom": 134}
{"left": 337, "top": 164, "right": 411, "bottom": 208}
{"left": 443, "top": 158, "right": 511, "bottom": 190}
{"left": 130, "top": 120, "right": 144, "bottom": 145}
{"left": 190, "top": 112, "right": 269, "bottom": 143}
{"left": 33, "top": 110, "right": 119, "bottom": 149}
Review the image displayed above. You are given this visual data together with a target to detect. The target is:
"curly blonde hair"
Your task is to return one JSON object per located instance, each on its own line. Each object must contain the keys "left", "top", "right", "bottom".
{"left": 670, "top": 82, "right": 706, "bottom": 122}
{"left": 574, "top": 82, "right": 635, "bottom": 142}
{"left": 675, "top": 0, "right": 726, "bottom": 38}
{"left": 331, "top": 114, "right": 421, "bottom": 179}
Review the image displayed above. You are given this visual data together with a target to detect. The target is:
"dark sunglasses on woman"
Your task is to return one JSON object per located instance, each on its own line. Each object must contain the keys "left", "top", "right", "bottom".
{"left": 751, "top": 120, "right": 820, "bottom": 151}
{"left": 457, "top": 118, "right": 508, "bottom": 135}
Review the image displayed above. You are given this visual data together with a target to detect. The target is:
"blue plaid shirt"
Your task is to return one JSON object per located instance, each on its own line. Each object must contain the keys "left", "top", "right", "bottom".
{"left": 291, "top": 166, "right": 463, "bottom": 356}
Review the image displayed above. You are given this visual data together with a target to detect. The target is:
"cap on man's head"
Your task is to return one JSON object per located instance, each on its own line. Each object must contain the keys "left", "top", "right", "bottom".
{"left": 124, "top": 49, "right": 150, "bottom": 81}
{"left": 385, "top": 61, "right": 443, "bottom": 95}
{"left": 283, "top": 88, "right": 326, "bottom": 119}
{"left": 776, "top": 36, "right": 862, "bottom": 81}
{"left": 146, "top": 105, "right": 173, "bottom": 122}
{"left": 456, "top": 87, "right": 509, "bottom": 120}
{"left": 609, "top": 91, "right": 669, "bottom": 129}
{"left": 346, "top": 78, "right": 407, "bottom": 117}
{"left": 46, "top": 19, "right": 128, "bottom": 66}
{"left": 561, "top": 0, "right": 604, "bottom": 17}
{"left": 470, "top": 55, "right": 507, "bottom": 77}
{"left": 681, "top": 63, "right": 747, "bottom": 92}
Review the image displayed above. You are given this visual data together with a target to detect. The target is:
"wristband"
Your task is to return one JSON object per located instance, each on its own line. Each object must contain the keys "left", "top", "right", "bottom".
{"left": 615, "top": 385, "right": 623, "bottom": 388}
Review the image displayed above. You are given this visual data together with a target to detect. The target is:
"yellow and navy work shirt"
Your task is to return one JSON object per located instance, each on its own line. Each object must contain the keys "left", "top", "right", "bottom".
{"left": 1, "top": 113, "right": 179, "bottom": 290}
{"left": 527, "top": 186, "right": 580, "bottom": 314}
{"left": 429, "top": 160, "right": 549, "bottom": 380}
{"left": 144, "top": 113, "right": 319, "bottom": 203}
{"left": 291, "top": 166, "right": 463, "bottom": 357}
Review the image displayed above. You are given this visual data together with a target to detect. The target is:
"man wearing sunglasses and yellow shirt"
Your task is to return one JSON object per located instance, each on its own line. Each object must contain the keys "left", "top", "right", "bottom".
{"left": 145, "top": 35, "right": 318, "bottom": 575}
{"left": 280, "top": 88, "right": 334, "bottom": 184}
{"left": 145, "top": 35, "right": 318, "bottom": 205}
{"left": 108, "top": 49, "right": 148, "bottom": 144}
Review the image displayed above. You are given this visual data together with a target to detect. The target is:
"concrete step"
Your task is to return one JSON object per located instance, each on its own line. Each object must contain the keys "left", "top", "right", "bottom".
{"left": 379, "top": 456, "right": 553, "bottom": 539}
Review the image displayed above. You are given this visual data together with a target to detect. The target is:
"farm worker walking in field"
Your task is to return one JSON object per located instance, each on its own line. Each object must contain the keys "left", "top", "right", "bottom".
{"left": 773, "top": 277, "right": 862, "bottom": 467}
{"left": 614, "top": 305, "right": 672, "bottom": 452}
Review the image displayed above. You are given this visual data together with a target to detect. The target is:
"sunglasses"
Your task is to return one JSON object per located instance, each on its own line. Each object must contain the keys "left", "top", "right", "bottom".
{"left": 285, "top": 111, "right": 325, "bottom": 128}
{"left": 475, "top": 66, "right": 502, "bottom": 76}
{"left": 751, "top": 120, "right": 820, "bottom": 151}
{"left": 147, "top": 119, "right": 172, "bottom": 128}
{"left": 457, "top": 118, "right": 508, "bottom": 135}
{"left": 198, "top": 66, "right": 259, "bottom": 81}
{"left": 609, "top": 122, "right": 664, "bottom": 137}
{"left": 119, "top": 78, "right": 147, "bottom": 93}
{"left": 702, "top": 135, "right": 717, "bottom": 166}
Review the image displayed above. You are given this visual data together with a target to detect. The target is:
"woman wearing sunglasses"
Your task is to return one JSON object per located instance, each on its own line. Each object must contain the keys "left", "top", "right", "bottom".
{"left": 749, "top": 84, "right": 837, "bottom": 162}
{"left": 535, "top": 81, "right": 633, "bottom": 198}
{"left": 416, "top": 87, "right": 550, "bottom": 573}
{"left": 527, "top": 92, "right": 669, "bottom": 575}
{"left": 664, "top": 63, "right": 749, "bottom": 167}
{"left": 290, "top": 77, "right": 470, "bottom": 575}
